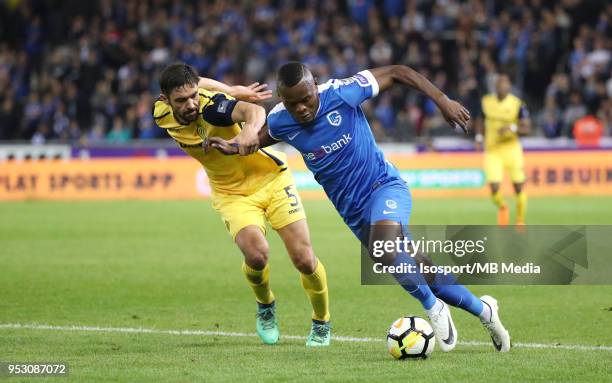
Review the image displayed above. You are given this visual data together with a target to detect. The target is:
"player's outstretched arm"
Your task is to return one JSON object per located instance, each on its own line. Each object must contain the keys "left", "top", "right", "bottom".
{"left": 225, "top": 101, "right": 267, "bottom": 155}
{"left": 369, "top": 65, "right": 471, "bottom": 133}
{"left": 198, "top": 77, "right": 272, "bottom": 102}
{"left": 209, "top": 126, "right": 279, "bottom": 155}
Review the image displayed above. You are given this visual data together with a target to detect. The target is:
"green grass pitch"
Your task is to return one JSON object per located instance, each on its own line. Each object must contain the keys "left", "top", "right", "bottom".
{"left": 1, "top": 197, "right": 611, "bottom": 382}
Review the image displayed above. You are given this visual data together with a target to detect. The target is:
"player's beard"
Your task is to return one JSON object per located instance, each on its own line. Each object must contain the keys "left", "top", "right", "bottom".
{"left": 178, "top": 109, "right": 198, "bottom": 124}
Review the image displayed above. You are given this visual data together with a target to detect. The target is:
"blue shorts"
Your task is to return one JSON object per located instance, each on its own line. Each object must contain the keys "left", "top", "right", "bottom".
{"left": 347, "top": 178, "right": 412, "bottom": 243}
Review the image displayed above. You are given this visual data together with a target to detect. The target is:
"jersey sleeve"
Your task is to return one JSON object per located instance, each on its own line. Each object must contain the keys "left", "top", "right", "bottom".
{"left": 201, "top": 93, "right": 238, "bottom": 126}
{"left": 266, "top": 103, "right": 285, "bottom": 140}
{"left": 335, "top": 70, "right": 380, "bottom": 108}
{"left": 261, "top": 119, "right": 281, "bottom": 142}
{"left": 267, "top": 126, "right": 281, "bottom": 141}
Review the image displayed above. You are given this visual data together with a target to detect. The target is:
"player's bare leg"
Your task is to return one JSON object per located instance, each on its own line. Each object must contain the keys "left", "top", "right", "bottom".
{"left": 490, "top": 183, "right": 509, "bottom": 226}
{"left": 235, "top": 225, "right": 279, "bottom": 345}
{"left": 276, "top": 219, "right": 317, "bottom": 274}
{"left": 277, "top": 219, "right": 331, "bottom": 346}
{"left": 235, "top": 225, "right": 270, "bottom": 270}
{"left": 513, "top": 182, "right": 527, "bottom": 225}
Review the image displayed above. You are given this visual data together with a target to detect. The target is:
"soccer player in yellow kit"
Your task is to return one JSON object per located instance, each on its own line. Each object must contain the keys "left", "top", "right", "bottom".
{"left": 475, "top": 73, "right": 531, "bottom": 226}
{"left": 153, "top": 63, "right": 331, "bottom": 346}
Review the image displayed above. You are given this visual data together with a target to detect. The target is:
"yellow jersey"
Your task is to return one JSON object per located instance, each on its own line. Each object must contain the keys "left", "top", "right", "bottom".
{"left": 154, "top": 88, "right": 287, "bottom": 195}
{"left": 481, "top": 93, "right": 528, "bottom": 150}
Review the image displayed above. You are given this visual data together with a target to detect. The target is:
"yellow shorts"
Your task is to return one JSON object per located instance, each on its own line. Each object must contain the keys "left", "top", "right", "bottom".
{"left": 211, "top": 170, "right": 306, "bottom": 239}
{"left": 484, "top": 144, "right": 525, "bottom": 184}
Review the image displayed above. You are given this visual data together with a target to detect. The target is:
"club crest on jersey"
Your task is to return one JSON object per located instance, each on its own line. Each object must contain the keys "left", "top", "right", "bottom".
{"left": 386, "top": 199, "right": 397, "bottom": 209}
{"left": 196, "top": 122, "right": 208, "bottom": 140}
{"left": 327, "top": 110, "right": 342, "bottom": 126}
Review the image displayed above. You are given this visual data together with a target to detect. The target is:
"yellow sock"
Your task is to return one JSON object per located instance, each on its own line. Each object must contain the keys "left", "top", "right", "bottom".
{"left": 300, "top": 260, "right": 330, "bottom": 322}
{"left": 516, "top": 192, "right": 527, "bottom": 223}
{"left": 242, "top": 262, "right": 275, "bottom": 305}
{"left": 492, "top": 190, "right": 506, "bottom": 208}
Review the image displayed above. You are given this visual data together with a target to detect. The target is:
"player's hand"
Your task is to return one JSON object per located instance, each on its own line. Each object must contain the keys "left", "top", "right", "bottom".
{"left": 437, "top": 95, "right": 470, "bottom": 135}
{"left": 208, "top": 137, "right": 239, "bottom": 155}
{"left": 498, "top": 125, "right": 514, "bottom": 136}
{"left": 229, "top": 129, "right": 260, "bottom": 155}
{"left": 202, "top": 138, "right": 211, "bottom": 154}
{"left": 231, "top": 83, "right": 273, "bottom": 103}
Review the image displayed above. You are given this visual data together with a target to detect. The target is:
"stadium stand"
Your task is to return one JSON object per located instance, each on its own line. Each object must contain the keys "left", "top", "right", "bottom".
{"left": 0, "top": 0, "right": 609, "bottom": 145}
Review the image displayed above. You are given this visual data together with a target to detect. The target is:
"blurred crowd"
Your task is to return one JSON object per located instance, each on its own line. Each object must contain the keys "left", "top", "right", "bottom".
{"left": 0, "top": 0, "right": 610, "bottom": 145}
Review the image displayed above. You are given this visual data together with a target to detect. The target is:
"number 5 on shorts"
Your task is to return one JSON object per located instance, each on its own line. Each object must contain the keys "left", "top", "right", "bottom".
{"left": 284, "top": 186, "right": 299, "bottom": 207}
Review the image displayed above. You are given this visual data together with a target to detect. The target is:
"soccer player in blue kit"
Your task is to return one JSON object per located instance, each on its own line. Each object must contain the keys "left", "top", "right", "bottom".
{"left": 211, "top": 62, "right": 511, "bottom": 352}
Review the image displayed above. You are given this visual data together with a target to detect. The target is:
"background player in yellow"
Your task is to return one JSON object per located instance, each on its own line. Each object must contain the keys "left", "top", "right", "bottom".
{"left": 153, "top": 63, "right": 331, "bottom": 346}
{"left": 475, "top": 73, "right": 532, "bottom": 226}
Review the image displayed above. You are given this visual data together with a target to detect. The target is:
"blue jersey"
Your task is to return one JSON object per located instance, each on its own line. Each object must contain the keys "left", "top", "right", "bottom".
{"left": 268, "top": 70, "right": 403, "bottom": 231}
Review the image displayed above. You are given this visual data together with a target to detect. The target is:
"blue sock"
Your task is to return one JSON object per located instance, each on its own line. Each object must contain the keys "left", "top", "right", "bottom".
{"left": 399, "top": 282, "right": 437, "bottom": 310}
{"left": 429, "top": 274, "right": 483, "bottom": 316}
{"left": 392, "top": 250, "right": 437, "bottom": 310}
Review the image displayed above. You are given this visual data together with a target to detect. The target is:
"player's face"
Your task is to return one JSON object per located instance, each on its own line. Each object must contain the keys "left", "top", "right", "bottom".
{"left": 496, "top": 75, "right": 511, "bottom": 98}
{"left": 279, "top": 81, "right": 319, "bottom": 124}
{"left": 168, "top": 83, "right": 200, "bottom": 123}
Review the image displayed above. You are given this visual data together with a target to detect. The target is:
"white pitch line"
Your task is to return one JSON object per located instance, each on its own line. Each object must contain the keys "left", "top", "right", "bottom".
{"left": 1, "top": 323, "right": 612, "bottom": 352}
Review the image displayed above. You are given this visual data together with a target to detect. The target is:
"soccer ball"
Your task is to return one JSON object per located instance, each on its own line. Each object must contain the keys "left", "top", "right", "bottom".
{"left": 387, "top": 316, "right": 435, "bottom": 359}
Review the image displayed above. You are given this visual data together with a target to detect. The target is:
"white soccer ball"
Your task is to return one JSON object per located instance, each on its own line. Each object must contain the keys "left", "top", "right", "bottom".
{"left": 387, "top": 316, "right": 435, "bottom": 359}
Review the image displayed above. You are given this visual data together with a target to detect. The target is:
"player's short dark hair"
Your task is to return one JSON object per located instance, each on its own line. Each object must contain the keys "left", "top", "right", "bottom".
{"left": 159, "top": 63, "right": 199, "bottom": 96}
{"left": 277, "top": 62, "right": 310, "bottom": 88}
